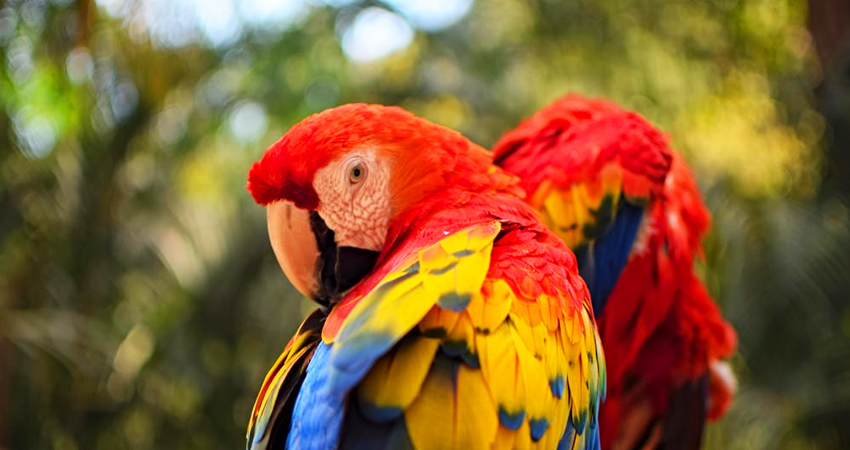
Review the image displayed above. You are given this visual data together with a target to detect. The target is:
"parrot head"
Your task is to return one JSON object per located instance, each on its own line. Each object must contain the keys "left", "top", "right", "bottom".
{"left": 247, "top": 103, "right": 492, "bottom": 304}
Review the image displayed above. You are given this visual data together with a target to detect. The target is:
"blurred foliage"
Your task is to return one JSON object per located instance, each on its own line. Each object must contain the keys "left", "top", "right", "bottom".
{"left": 0, "top": 0, "right": 848, "bottom": 448}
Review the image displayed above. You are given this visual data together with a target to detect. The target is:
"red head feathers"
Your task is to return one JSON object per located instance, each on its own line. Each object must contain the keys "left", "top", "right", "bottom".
{"left": 492, "top": 95, "right": 673, "bottom": 203}
{"left": 247, "top": 103, "right": 505, "bottom": 213}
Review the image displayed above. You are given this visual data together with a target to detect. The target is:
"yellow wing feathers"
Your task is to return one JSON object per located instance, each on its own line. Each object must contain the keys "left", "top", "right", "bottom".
{"left": 355, "top": 334, "right": 440, "bottom": 421}
{"left": 535, "top": 163, "right": 625, "bottom": 249}
{"left": 347, "top": 221, "right": 605, "bottom": 450}
{"left": 419, "top": 220, "right": 499, "bottom": 312}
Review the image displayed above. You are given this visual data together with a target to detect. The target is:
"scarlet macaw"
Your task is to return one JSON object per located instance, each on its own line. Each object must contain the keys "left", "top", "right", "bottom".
{"left": 492, "top": 95, "right": 737, "bottom": 450}
{"left": 245, "top": 104, "right": 606, "bottom": 450}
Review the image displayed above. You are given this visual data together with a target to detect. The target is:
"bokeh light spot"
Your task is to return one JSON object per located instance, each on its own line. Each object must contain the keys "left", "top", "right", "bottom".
{"left": 192, "top": 0, "right": 243, "bottom": 47}
{"left": 6, "top": 35, "right": 34, "bottom": 84}
{"left": 66, "top": 48, "right": 93, "bottom": 84}
{"left": 382, "top": 0, "right": 473, "bottom": 32}
{"left": 111, "top": 81, "right": 139, "bottom": 121}
{"left": 319, "top": 0, "right": 361, "bottom": 7}
{"left": 341, "top": 7, "right": 414, "bottom": 63}
{"left": 13, "top": 112, "right": 57, "bottom": 159}
{"left": 238, "top": 0, "right": 309, "bottom": 29}
{"left": 0, "top": 7, "right": 18, "bottom": 45}
{"left": 228, "top": 101, "right": 268, "bottom": 144}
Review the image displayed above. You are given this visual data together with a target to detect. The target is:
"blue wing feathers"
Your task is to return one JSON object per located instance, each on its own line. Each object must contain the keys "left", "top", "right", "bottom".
{"left": 287, "top": 342, "right": 344, "bottom": 450}
{"left": 576, "top": 202, "right": 644, "bottom": 315}
{"left": 329, "top": 332, "right": 397, "bottom": 395}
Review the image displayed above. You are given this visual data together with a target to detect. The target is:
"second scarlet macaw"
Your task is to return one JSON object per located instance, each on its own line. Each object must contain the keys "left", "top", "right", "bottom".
{"left": 245, "top": 104, "right": 606, "bottom": 449}
{"left": 493, "top": 96, "right": 737, "bottom": 450}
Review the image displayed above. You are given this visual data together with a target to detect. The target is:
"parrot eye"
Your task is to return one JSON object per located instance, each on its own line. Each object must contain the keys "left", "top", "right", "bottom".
{"left": 349, "top": 164, "right": 366, "bottom": 184}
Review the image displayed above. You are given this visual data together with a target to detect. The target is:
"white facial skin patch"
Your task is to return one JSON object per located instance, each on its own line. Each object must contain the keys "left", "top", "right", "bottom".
{"left": 312, "top": 148, "right": 392, "bottom": 252}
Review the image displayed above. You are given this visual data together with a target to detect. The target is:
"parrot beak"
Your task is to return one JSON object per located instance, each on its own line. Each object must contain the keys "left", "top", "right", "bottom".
{"left": 267, "top": 201, "right": 380, "bottom": 305}
{"left": 267, "top": 201, "right": 321, "bottom": 299}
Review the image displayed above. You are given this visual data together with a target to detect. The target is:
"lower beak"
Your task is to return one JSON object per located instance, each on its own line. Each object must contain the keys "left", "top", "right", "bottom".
{"left": 267, "top": 201, "right": 319, "bottom": 298}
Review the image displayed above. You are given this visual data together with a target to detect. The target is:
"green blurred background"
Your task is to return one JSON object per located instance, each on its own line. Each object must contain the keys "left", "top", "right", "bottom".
{"left": 1, "top": 0, "right": 849, "bottom": 448}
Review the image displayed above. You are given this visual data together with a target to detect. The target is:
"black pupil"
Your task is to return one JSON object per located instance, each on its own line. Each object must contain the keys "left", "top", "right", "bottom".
{"left": 352, "top": 167, "right": 361, "bottom": 178}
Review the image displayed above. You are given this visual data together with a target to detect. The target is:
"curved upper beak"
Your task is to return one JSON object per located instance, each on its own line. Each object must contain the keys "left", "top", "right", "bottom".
{"left": 267, "top": 201, "right": 319, "bottom": 298}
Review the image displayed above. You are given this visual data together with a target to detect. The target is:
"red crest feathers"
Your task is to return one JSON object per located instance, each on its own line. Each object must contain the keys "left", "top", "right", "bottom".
{"left": 247, "top": 156, "right": 320, "bottom": 208}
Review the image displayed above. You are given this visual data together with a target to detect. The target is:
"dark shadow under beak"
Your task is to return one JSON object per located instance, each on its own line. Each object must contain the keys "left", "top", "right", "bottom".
{"left": 310, "top": 212, "right": 379, "bottom": 305}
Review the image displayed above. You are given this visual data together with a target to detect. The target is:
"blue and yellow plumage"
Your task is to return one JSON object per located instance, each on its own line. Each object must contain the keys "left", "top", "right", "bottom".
{"left": 248, "top": 221, "right": 605, "bottom": 450}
